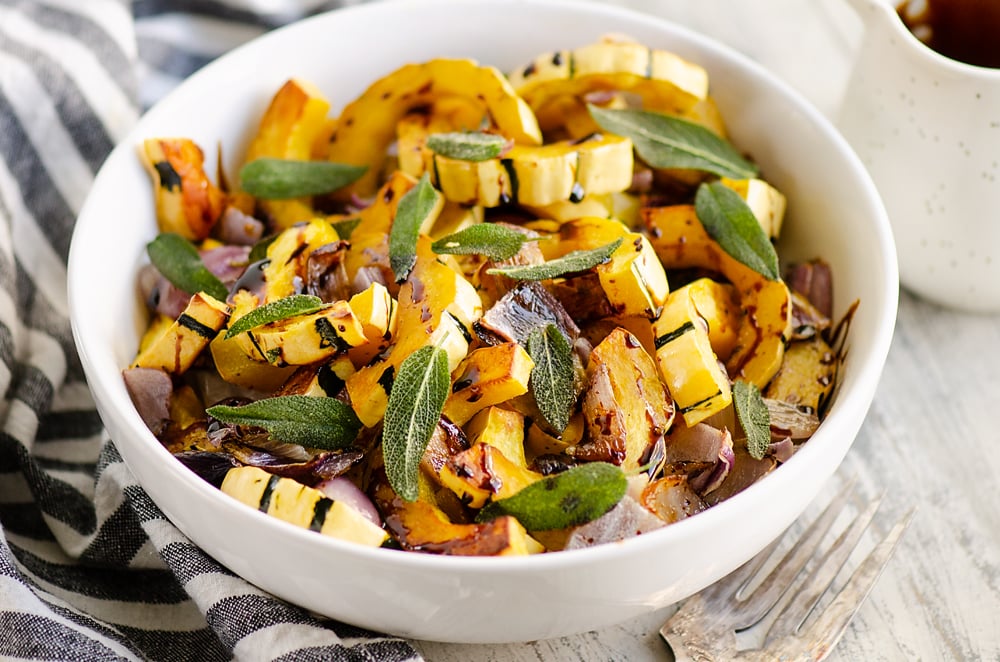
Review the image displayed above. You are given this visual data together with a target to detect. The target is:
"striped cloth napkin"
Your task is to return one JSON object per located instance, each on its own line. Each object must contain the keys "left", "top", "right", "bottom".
{"left": 0, "top": 1, "right": 420, "bottom": 659}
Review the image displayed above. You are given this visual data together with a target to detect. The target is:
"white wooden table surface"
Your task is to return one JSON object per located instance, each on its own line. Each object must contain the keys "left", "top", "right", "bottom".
{"left": 413, "top": 1, "right": 1000, "bottom": 659}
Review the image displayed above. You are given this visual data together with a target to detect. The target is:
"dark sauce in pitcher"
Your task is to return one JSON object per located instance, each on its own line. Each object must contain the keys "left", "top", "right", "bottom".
{"left": 897, "top": 0, "right": 1000, "bottom": 68}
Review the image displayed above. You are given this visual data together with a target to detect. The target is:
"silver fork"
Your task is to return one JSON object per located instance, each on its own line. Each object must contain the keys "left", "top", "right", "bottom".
{"left": 660, "top": 480, "right": 915, "bottom": 661}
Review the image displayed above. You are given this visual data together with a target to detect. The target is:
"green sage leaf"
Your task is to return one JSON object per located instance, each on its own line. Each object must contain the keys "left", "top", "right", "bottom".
{"left": 224, "top": 294, "right": 324, "bottom": 339}
{"left": 477, "top": 462, "right": 627, "bottom": 530}
{"left": 240, "top": 158, "right": 367, "bottom": 199}
{"left": 486, "top": 238, "right": 622, "bottom": 281}
{"left": 147, "top": 233, "right": 228, "bottom": 301}
{"left": 389, "top": 173, "right": 440, "bottom": 283}
{"left": 248, "top": 234, "right": 276, "bottom": 264}
{"left": 695, "top": 182, "right": 780, "bottom": 280}
{"left": 734, "top": 379, "right": 771, "bottom": 460}
{"left": 526, "top": 324, "right": 576, "bottom": 433}
{"left": 431, "top": 224, "right": 540, "bottom": 261}
{"left": 331, "top": 217, "right": 362, "bottom": 240}
{"left": 206, "top": 395, "right": 361, "bottom": 450}
{"left": 427, "top": 131, "right": 508, "bottom": 161}
{"left": 588, "top": 105, "right": 758, "bottom": 179}
{"left": 383, "top": 344, "right": 451, "bottom": 501}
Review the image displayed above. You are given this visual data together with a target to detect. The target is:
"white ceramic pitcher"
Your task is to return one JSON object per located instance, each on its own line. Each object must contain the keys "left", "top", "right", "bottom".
{"left": 839, "top": 0, "right": 1000, "bottom": 312}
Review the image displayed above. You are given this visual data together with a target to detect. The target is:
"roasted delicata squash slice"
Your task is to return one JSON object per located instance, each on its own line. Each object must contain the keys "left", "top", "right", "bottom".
{"left": 222, "top": 466, "right": 387, "bottom": 547}
{"left": 464, "top": 406, "right": 528, "bottom": 468}
{"left": 574, "top": 328, "right": 675, "bottom": 471}
{"left": 140, "top": 138, "right": 225, "bottom": 241}
{"left": 763, "top": 335, "right": 837, "bottom": 414}
{"left": 133, "top": 292, "right": 230, "bottom": 374}
{"left": 263, "top": 218, "right": 341, "bottom": 302}
{"left": 643, "top": 204, "right": 793, "bottom": 388}
{"left": 720, "top": 177, "right": 787, "bottom": 239}
{"left": 652, "top": 280, "right": 733, "bottom": 426}
{"left": 246, "top": 300, "right": 369, "bottom": 367}
{"left": 443, "top": 343, "right": 534, "bottom": 426}
{"left": 401, "top": 127, "right": 633, "bottom": 207}
{"left": 551, "top": 217, "right": 669, "bottom": 318}
{"left": 346, "top": 237, "right": 483, "bottom": 427}
{"left": 244, "top": 78, "right": 333, "bottom": 228}
{"left": 685, "top": 278, "right": 741, "bottom": 361}
{"left": 439, "top": 443, "right": 543, "bottom": 509}
{"left": 372, "top": 471, "right": 543, "bottom": 555}
{"left": 327, "top": 58, "right": 542, "bottom": 198}
{"left": 508, "top": 38, "right": 709, "bottom": 122}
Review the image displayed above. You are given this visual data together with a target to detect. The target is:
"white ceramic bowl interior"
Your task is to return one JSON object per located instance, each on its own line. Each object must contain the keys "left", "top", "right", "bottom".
{"left": 69, "top": 0, "right": 897, "bottom": 644}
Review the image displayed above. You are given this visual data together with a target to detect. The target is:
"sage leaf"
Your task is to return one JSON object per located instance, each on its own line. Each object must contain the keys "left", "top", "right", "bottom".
{"left": 486, "top": 238, "right": 622, "bottom": 281}
{"left": 248, "top": 234, "right": 276, "bottom": 264}
{"left": 224, "top": 294, "right": 324, "bottom": 339}
{"left": 383, "top": 344, "right": 450, "bottom": 502}
{"left": 331, "top": 217, "right": 361, "bottom": 240}
{"left": 147, "top": 233, "right": 228, "bottom": 301}
{"left": 588, "top": 105, "right": 758, "bottom": 179}
{"left": 695, "top": 182, "right": 780, "bottom": 280}
{"left": 389, "top": 173, "right": 440, "bottom": 283}
{"left": 431, "top": 224, "right": 540, "bottom": 261}
{"left": 526, "top": 324, "right": 576, "bottom": 433}
{"left": 427, "top": 131, "right": 508, "bottom": 161}
{"left": 240, "top": 157, "right": 366, "bottom": 199}
{"left": 206, "top": 395, "right": 361, "bottom": 450}
{"left": 477, "top": 462, "right": 627, "bottom": 530}
{"left": 734, "top": 380, "right": 771, "bottom": 460}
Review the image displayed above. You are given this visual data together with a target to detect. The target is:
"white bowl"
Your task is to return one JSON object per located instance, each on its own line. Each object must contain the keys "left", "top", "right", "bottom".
{"left": 69, "top": 0, "right": 897, "bottom": 644}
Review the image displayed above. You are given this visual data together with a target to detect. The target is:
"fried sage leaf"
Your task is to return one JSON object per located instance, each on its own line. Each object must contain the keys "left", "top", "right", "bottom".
{"left": 224, "top": 294, "right": 324, "bottom": 339}
{"left": 734, "top": 379, "right": 771, "bottom": 460}
{"left": 486, "top": 238, "right": 622, "bottom": 281}
{"left": 147, "top": 233, "right": 228, "bottom": 301}
{"left": 382, "top": 344, "right": 450, "bottom": 502}
{"left": 206, "top": 395, "right": 361, "bottom": 450}
{"left": 431, "top": 223, "right": 540, "bottom": 261}
{"left": 588, "top": 105, "right": 758, "bottom": 180}
{"left": 239, "top": 158, "right": 367, "bottom": 199}
{"left": 389, "top": 173, "right": 440, "bottom": 283}
{"left": 477, "top": 462, "right": 627, "bottom": 531}
{"left": 695, "top": 181, "right": 780, "bottom": 280}
{"left": 427, "top": 131, "right": 508, "bottom": 161}
{"left": 526, "top": 324, "right": 576, "bottom": 433}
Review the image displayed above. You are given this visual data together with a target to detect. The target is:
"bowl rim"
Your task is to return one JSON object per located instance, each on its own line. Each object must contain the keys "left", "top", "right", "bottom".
{"left": 69, "top": 0, "right": 899, "bottom": 573}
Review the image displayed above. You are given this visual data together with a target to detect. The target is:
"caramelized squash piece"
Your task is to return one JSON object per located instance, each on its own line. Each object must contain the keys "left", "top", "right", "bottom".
{"left": 652, "top": 280, "right": 733, "bottom": 427}
{"left": 574, "top": 328, "right": 675, "bottom": 471}
{"left": 222, "top": 466, "right": 387, "bottom": 547}
{"left": 263, "top": 218, "right": 340, "bottom": 302}
{"left": 140, "top": 138, "right": 225, "bottom": 241}
{"left": 443, "top": 343, "right": 534, "bottom": 426}
{"left": 763, "top": 336, "right": 837, "bottom": 414}
{"left": 132, "top": 292, "right": 230, "bottom": 374}
{"left": 346, "top": 237, "right": 482, "bottom": 427}
{"left": 439, "top": 443, "right": 543, "bottom": 509}
{"left": 372, "top": 471, "right": 542, "bottom": 556}
{"left": 465, "top": 406, "right": 527, "bottom": 468}
{"left": 643, "top": 204, "right": 793, "bottom": 388}
{"left": 244, "top": 78, "right": 333, "bottom": 228}
{"left": 328, "top": 58, "right": 542, "bottom": 198}
{"left": 508, "top": 38, "right": 708, "bottom": 121}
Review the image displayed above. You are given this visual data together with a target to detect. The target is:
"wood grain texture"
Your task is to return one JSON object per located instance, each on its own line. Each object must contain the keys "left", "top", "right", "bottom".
{"left": 412, "top": 1, "right": 1000, "bottom": 659}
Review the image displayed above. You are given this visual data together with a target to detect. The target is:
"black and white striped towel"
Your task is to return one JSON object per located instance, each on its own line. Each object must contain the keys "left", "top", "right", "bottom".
{"left": 0, "top": 1, "right": 420, "bottom": 659}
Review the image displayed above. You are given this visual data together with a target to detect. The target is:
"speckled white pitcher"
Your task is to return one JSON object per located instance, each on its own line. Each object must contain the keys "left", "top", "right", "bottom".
{"left": 839, "top": 0, "right": 1000, "bottom": 312}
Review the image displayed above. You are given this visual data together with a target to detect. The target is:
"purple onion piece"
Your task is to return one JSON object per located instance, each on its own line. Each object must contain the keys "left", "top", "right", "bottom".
{"left": 689, "top": 435, "right": 736, "bottom": 496}
{"left": 216, "top": 206, "right": 264, "bottom": 245}
{"left": 315, "top": 476, "right": 382, "bottom": 526}
{"left": 174, "top": 451, "right": 240, "bottom": 487}
{"left": 123, "top": 367, "right": 173, "bottom": 435}
{"left": 767, "top": 437, "right": 796, "bottom": 463}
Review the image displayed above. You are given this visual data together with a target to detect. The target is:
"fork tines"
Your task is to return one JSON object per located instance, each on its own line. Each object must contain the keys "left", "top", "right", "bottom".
{"left": 660, "top": 480, "right": 914, "bottom": 661}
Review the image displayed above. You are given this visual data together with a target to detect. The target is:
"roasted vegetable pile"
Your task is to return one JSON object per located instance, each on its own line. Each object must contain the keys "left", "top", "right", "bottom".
{"left": 125, "top": 36, "right": 851, "bottom": 555}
